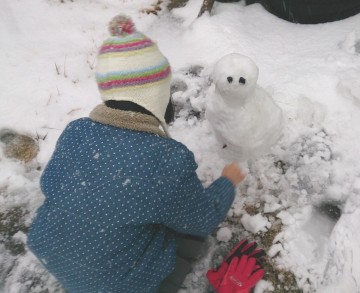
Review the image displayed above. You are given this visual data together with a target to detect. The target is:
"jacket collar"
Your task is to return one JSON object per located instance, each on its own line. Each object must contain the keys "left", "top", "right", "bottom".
{"left": 89, "top": 104, "right": 168, "bottom": 137}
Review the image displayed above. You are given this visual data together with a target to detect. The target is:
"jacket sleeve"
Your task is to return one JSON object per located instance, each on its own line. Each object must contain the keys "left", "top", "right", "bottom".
{"left": 160, "top": 150, "right": 235, "bottom": 237}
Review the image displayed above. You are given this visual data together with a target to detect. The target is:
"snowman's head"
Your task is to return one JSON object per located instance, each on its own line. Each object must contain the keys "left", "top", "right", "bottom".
{"left": 212, "top": 53, "right": 259, "bottom": 105}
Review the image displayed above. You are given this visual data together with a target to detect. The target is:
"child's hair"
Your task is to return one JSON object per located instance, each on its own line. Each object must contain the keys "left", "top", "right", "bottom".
{"left": 164, "top": 99, "right": 175, "bottom": 124}
{"left": 105, "top": 99, "right": 175, "bottom": 124}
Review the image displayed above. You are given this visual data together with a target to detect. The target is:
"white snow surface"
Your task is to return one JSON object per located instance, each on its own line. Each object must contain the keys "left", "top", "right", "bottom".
{"left": 1, "top": 0, "right": 360, "bottom": 292}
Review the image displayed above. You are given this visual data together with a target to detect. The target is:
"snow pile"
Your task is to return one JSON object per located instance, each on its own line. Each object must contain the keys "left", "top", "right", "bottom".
{"left": 240, "top": 213, "right": 270, "bottom": 234}
{"left": 216, "top": 227, "right": 232, "bottom": 242}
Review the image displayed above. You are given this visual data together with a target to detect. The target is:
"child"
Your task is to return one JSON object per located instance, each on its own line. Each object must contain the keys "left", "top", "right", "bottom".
{"left": 27, "top": 15, "right": 246, "bottom": 293}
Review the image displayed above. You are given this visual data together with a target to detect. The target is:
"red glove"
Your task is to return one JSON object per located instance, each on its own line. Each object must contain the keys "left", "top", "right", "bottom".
{"left": 207, "top": 261, "right": 229, "bottom": 290}
{"left": 206, "top": 240, "right": 265, "bottom": 290}
{"left": 218, "top": 255, "right": 265, "bottom": 293}
{"left": 229, "top": 241, "right": 266, "bottom": 262}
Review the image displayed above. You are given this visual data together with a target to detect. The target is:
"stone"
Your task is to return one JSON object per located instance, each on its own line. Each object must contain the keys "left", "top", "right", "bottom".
{"left": 0, "top": 129, "right": 39, "bottom": 162}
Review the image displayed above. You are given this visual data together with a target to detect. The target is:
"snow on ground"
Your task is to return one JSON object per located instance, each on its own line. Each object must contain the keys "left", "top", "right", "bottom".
{"left": 1, "top": 0, "right": 360, "bottom": 292}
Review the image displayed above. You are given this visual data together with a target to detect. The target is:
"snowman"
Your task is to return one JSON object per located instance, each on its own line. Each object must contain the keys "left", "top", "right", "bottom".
{"left": 206, "top": 53, "right": 283, "bottom": 161}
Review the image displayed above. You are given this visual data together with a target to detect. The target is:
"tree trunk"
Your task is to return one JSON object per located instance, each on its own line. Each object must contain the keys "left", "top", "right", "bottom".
{"left": 198, "top": 0, "right": 215, "bottom": 17}
{"left": 168, "top": 0, "right": 189, "bottom": 10}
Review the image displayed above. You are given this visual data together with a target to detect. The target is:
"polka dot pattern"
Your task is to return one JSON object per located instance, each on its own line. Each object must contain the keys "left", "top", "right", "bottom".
{"left": 27, "top": 118, "right": 235, "bottom": 293}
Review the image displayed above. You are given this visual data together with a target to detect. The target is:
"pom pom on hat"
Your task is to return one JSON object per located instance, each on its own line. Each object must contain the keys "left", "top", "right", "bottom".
{"left": 108, "top": 15, "right": 135, "bottom": 36}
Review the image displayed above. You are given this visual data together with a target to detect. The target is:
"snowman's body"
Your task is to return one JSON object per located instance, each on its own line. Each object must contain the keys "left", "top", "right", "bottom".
{"left": 206, "top": 53, "right": 283, "bottom": 160}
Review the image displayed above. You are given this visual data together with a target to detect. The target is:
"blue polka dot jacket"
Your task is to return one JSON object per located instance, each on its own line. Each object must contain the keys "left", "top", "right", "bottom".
{"left": 27, "top": 116, "right": 235, "bottom": 293}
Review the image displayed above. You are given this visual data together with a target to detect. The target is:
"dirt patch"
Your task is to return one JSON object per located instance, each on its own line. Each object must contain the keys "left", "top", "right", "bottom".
{"left": 0, "top": 206, "right": 29, "bottom": 255}
{"left": 240, "top": 205, "right": 302, "bottom": 292}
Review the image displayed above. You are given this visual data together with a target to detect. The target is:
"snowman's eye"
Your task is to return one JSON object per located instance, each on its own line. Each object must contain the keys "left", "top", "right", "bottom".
{"left": 227, "top": 76, "right": 233, "bottom": 83}
{"left": 239, "top": 77, "right": 246, "bottom": 84}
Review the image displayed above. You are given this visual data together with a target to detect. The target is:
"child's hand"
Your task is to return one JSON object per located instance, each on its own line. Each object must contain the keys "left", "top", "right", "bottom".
{"left": 221, "top": 163, "right": 246, "bottom": 186}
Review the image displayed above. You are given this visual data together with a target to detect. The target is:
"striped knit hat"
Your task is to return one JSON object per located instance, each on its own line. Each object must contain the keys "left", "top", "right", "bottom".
{"left": 96, "top": 15, "right": 171, "bottom": 126}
